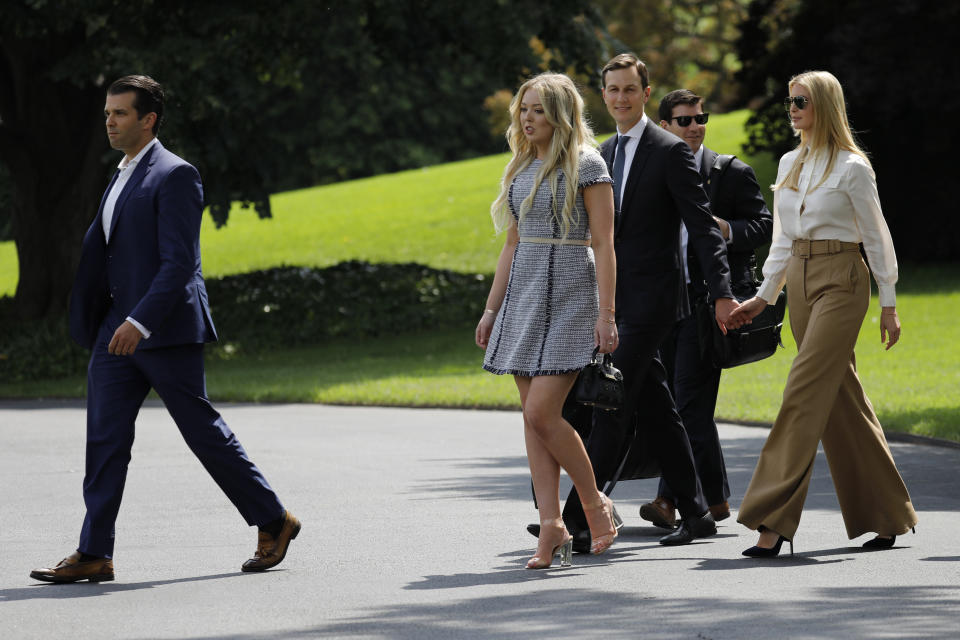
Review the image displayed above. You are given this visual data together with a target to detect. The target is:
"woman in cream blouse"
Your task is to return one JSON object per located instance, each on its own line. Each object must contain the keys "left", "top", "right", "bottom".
{"left": 728, "top": 70, "right": 918, "bottom": 557}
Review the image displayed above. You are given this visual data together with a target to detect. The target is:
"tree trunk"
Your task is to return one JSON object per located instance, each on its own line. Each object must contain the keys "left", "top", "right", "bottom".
{"left": 1, "top": 33, "right": 112, "bottom": 320}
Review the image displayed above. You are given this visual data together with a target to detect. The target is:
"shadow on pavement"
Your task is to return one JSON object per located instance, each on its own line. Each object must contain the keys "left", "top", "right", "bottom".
{"left": 185, "top": 584, "right": 960, "bottom": 640}
{"left": 0, "top": 572, "right": 250, "bottom": 603}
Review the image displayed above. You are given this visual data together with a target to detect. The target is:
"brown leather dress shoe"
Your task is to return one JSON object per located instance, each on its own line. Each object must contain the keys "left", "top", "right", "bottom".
{"left": 709, "top": 501, "right": 731, "bottom": 522}
{"left": 242, "top": 510, "right": 301, "bottom": 572}
{"left": 639, "top": 497, "right": 677, "bottom": 529}
{"left": 30, "top": 552, "right": 114, "bottom": 583}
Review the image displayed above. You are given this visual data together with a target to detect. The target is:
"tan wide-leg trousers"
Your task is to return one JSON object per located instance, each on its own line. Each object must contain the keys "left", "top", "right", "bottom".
{"left": 737, "top": 247, "right": 918, "bottom": 540}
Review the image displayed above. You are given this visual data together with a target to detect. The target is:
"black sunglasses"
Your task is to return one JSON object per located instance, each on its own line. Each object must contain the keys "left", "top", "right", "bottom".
{"left": 783, "top": 96, "right": 811, "bottom": 110}
{"left": 668, "top": 113, "right": 709, "bottom": 126}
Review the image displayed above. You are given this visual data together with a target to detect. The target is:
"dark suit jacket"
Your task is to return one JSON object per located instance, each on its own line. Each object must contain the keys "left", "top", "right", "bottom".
{"left": 69, "top": 141, "right": 218, "bottom": 350}
{"left": 599, "top": 124, "right": 733, "bottom": 326}
{"left": 689, "top": 146, "right": 773, "bottom": 300}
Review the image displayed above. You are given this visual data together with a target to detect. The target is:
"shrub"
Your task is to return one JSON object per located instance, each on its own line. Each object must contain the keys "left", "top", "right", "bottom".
{"left": 0, "top": 299, "right": 89, "bottom": 383}
{"left": 0, "top": 261, "right": 491, "bottom": 381}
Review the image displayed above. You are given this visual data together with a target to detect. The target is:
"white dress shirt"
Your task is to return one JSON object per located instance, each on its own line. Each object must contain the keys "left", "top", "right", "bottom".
{"left": 102, "top": 137, "right": 158, "bottom": 242}
{"left": 757, "top": 148, "right": 898, "bottom": 307}
{"left": 614, "top": 113, "right": 649, "bottom": 206}
{"left": 102, "top": 137, "right": 159, "bottom": 338}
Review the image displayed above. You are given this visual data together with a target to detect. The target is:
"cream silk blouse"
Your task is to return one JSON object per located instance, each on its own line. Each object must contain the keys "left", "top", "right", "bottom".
{"left": 757, "top": 148, "right": 898, "bottom": 307}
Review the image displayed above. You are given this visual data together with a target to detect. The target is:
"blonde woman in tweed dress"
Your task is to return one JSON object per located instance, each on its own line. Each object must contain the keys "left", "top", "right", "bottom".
{"left": 475, "top": 73, "right": 618, "bottom": 569}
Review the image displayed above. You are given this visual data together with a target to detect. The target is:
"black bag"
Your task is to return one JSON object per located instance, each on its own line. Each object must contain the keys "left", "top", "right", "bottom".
{"left": 573, "top": 347, "right": 624, "bottom": 411}
{"left": 700, "top": 290, "right": 786, "bottom": 369}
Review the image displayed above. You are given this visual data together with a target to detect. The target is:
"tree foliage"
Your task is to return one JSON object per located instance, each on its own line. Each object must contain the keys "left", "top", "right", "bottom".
{"left": 593, "top": 0, "right": 752, "bottom": 118}
{"left": 736, "top": 0, "right": 960, "bottom": 260}
{"left": 0, "top": 0, "right": 604, "bottom": 318}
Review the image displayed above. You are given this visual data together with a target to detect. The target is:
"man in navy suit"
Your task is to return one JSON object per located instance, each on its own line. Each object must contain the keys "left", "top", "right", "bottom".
{"left": 30, "top": 76, "right": 299, "bottom": 583}
{"left": 560, "top": 54, "right": 739, "bottom": 547}
{"left": 639, "top": 89, "right": 773, "bottom": 529}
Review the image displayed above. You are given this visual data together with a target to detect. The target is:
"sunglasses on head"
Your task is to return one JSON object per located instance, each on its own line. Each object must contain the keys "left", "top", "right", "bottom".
{"left": 783, "top": 96, "right": 810, "bottom": 110}
{"left": 668, "top": 113, "right": 709, "bottom": 126}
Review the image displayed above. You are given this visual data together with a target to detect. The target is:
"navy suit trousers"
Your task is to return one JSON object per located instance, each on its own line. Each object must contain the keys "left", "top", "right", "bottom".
{"left": 563, "top": 321, "right": 708, "bottom": 529}
{"left": 658, "top": 309, "right": 730, "bottom": 506}
{"left": 79, "top": 308, "right": 284, "bottom": 557}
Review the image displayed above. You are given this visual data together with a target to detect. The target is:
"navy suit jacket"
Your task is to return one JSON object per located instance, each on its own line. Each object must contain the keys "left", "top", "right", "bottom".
{"left": 599, "top": 124, "right": 733, "bottom": 326}
{"left": 689, "top": 146, "right": 773, "bottom": 301}
{"left": 69, "top": 141, "right": 218, "bottom": 350}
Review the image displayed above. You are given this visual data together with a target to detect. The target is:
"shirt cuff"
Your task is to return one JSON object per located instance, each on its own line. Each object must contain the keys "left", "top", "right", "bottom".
{"left": 877, "top": 284, "right": 896, "bottom": 308}
{"left": 126, "top": 316, "right": 151, "bottom": 339}
{"left": 756, "top": 278, "right": 783, "bottom": 305}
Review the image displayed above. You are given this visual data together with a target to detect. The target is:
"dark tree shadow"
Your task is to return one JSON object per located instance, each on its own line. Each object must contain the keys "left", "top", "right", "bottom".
{"left": 182, "top": 584, "right": 960, "bottom": 640}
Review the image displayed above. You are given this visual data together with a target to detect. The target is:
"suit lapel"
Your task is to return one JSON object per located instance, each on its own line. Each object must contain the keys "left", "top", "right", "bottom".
{"left": 620, "top": 132, "right": 652, "bottom": 213}
{"left": 600, "top": 137, "right": 615, "bottom": 172}
{"left": 108, "top": 142, "right": 159, "bottom": 241}
{"left": 701, "top": 147, "right": 717, "bottom": 194}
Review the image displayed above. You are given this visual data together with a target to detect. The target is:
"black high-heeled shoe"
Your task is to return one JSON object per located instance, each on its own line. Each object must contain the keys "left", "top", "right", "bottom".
{"left": 862, "top": 535, "right": 895, "bottom": 549}
{"left": 742, "top": 535, "right": 793, "bottom": 558}
{"left": 863, "top": 526, "right": 915, "bottom": 549}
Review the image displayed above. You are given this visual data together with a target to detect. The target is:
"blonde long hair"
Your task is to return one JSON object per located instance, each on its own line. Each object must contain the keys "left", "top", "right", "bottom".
{"left": 775, "top": 70, "right": 869, "bottom": 192}
{"left": 490, "top": 73, "right": 596, "bottom": 237}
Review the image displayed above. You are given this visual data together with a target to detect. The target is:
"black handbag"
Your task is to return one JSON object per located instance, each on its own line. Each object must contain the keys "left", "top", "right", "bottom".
{"left": 699, "top": 290, "right": 787, "bottom": 369}
{"left": 573, "top": 347, "right": 624, "bottom": 411}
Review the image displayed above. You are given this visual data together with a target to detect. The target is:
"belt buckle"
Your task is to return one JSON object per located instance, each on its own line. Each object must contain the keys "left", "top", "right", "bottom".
{"left": 794, "top": 240, "right": 811, "bottom": 258}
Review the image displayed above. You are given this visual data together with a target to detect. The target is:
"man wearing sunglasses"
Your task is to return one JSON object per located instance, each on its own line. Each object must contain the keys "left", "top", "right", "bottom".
{"left": 637, "top": 89, "right": 772, "bottom": 530}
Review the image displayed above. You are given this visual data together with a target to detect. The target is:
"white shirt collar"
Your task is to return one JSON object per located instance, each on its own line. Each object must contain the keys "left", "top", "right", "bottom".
{"left": 618, "top": 113, "right": 648, "bottom": 140}
{"left": 693, "top": 144, "right": 704, "bottom": 171}
{"left": 118, "top": 137, "right": 159, "bottom": 171}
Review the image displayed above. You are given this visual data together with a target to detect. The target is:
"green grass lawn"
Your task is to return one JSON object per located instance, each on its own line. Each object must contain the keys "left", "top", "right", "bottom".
{"left": 0, "top": 111, "right": 771, "bottom": 295}
{"left": 2, "top": 111, "right": 957, "bottom": 442}
{"left": 3, "top": 269, "right": 958, "bottom": 442}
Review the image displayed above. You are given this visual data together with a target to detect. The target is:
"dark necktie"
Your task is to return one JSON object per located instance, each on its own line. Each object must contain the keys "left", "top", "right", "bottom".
{"left": 612, "top": 134, "right": 630, "bottom": 215}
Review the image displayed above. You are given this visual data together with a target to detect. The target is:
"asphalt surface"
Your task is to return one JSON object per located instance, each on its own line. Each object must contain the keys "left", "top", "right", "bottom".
{"left": 1, "top": 401, "right": 958, "bottom": 639}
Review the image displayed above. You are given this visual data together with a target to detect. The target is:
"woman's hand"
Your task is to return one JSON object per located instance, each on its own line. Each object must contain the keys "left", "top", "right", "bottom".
{"left": 476, "top": 311, "right": 496, "bottom": 349}
{"left": 595, "top": 316, "right": 619, "bottom": 354}
{"left": 726, "top": 296, "right": 768, "bottom": 328}
{"left": 880, "top": 306, "right": 900, "bottom": 350}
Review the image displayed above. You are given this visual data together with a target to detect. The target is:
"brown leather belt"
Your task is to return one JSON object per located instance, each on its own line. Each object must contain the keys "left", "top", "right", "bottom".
{"left": 791, "top": 239, "right": 860, "bottom": 258}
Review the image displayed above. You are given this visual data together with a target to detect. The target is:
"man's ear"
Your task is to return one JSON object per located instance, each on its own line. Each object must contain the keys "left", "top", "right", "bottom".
{"left": 659, "top": 120, "right": 668, "bottom": 129}
{"left": 141, "top": 112, "right": 157, "bottom": 131}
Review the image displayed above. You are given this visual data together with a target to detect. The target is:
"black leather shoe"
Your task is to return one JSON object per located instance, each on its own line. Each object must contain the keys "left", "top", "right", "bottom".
{"left": 526, "top": 506, "right": 624, "bottom": 538}
{"left": 659, "top": 512, "right": 717, "bottom": 546}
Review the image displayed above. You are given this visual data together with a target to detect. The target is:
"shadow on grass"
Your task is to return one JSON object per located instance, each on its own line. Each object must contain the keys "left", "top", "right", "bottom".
{"left": 896, "top": 262, "right": 960, "bottom": 294}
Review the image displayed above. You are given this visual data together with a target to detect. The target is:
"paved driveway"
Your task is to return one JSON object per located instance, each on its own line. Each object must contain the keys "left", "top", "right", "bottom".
{"left": 1, "top": 402, "right": 957, "bottom": 639}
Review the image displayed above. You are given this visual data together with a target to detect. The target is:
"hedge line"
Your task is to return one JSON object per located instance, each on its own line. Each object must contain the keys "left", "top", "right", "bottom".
{"left": 0, "top": 261, "right": 491, "bottom": 382}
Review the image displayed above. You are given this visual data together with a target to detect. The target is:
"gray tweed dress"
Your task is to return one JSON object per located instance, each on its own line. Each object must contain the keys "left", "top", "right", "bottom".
{"left": 483, "top": 150, "right": 612, "bottom": 376}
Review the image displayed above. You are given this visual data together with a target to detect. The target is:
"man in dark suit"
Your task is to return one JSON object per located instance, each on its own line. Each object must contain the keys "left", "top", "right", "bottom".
{"left": 30, "top": 76, "right": 299, "bottom": 583}
{"left": 558, "top": 54, "right": 738, "bottom": 548}
{"left": 639, "top": 90, "right": 773, "bottom": 529}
